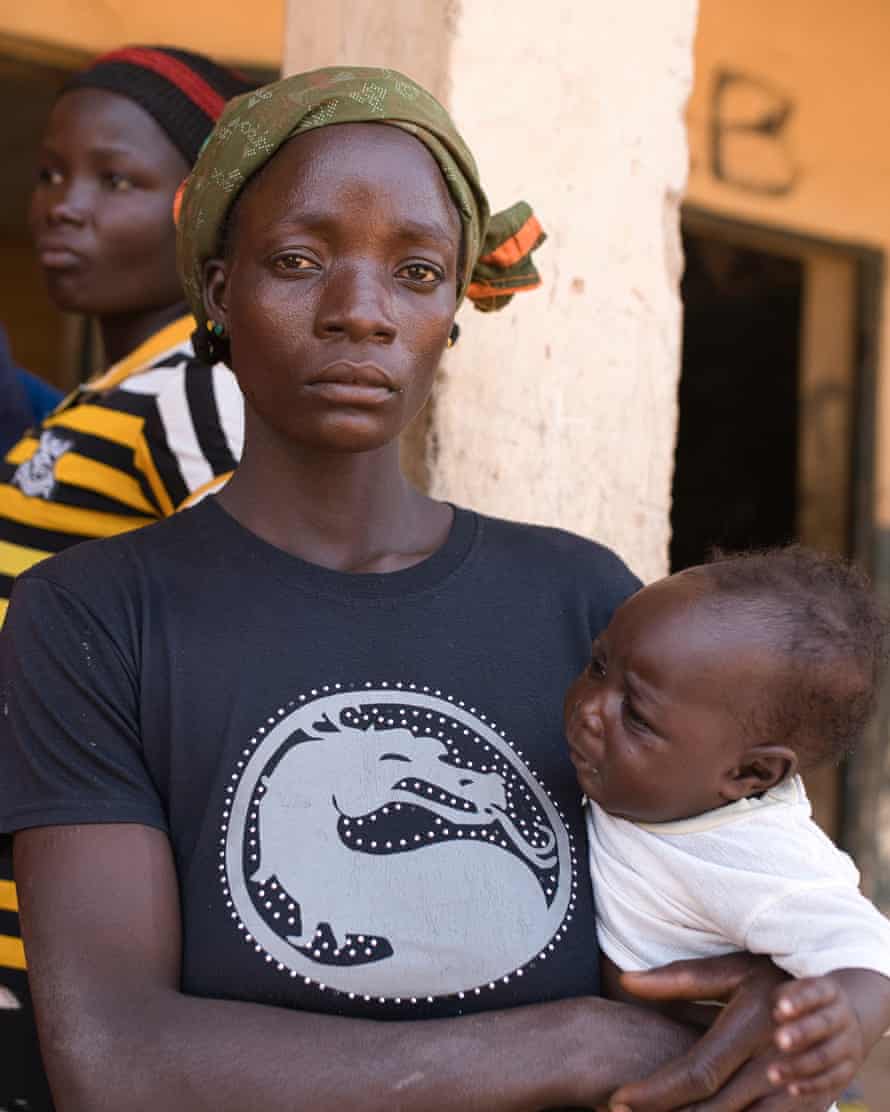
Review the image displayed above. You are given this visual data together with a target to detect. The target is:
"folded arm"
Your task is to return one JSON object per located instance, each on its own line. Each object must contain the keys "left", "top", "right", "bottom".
{"left": 15, "top": 823, "right": 698, "bottom": 1112}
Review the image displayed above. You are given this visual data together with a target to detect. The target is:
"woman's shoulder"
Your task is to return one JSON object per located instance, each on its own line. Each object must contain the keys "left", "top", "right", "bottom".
{"left": 470, "top": 508, "right": 640, "bottom": 587}
{"left": 12, "top": 501, "right": 215, "bottom": 611}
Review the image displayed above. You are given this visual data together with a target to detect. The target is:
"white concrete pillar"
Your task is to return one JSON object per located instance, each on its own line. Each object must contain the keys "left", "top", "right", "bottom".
{"left": 284, "top": 1, "right": 697, "bottom": 582}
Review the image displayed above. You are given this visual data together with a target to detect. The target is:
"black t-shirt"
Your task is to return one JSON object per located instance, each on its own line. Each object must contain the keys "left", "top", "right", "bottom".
{"left": 0, "top": 499, "right": 638, "bottom": 1020}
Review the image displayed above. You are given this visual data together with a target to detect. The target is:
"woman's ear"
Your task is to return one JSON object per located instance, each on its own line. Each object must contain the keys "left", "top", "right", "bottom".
{"left": 203, "top": 258, "right": 230, "bottom": 332}
{"left": 720, "top": 745, "right": 799, "bottom": 802}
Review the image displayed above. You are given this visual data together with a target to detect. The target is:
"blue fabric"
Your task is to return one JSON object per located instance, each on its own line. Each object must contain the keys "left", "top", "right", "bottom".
{"left": 19, "top": 368, "right": 62, "bottom": 426}
{"left": 0, "top": 327, "right": 62, "bottom": 456}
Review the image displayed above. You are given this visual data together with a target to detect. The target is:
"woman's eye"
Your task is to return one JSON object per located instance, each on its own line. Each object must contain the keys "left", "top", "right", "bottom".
{"left": 272, "top": 253, "right": 319, "bottom": 273}
{"left": 397, "top": 262, "right": 442, "bottom": 284}
{"left": 103, "top": 173, "right": 132, "bottom": 192}
{"left": 37, "top": 167, "right": 63, "bottom": 186}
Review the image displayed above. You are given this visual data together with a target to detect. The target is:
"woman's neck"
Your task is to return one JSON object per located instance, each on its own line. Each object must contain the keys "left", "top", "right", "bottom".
{"left": 98, "top": 301, "right": 188, "bottom": 365}
{"left": 218, "top": 426, "right": 452, "bottom": 574}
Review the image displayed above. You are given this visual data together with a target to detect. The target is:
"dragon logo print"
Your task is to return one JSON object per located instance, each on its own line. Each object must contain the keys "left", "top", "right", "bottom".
{"left": 223, "top": 684, "right": 576, "bottom": 1004}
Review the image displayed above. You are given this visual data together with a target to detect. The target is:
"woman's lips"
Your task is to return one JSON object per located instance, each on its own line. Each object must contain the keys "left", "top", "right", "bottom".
{"left": 306, "top": 361, "right": 399, "bottom": 406}
{"left": 36, "top": 244, "right": 85, "bottom": 270}
{"left": 305, "top": 382, "right": 395, "bottom": 405}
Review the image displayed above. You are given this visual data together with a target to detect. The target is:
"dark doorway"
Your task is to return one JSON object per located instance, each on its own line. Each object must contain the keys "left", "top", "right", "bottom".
{"left": 671, "top": 211, "right": 884, "bottom": 841}
{"left": 670, "top": 230, "right": 803, "bottom": 571}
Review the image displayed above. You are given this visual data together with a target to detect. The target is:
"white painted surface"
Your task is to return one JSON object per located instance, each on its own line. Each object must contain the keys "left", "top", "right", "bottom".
{"left": 283, "top": 0, "right": 697, "bottom": 582}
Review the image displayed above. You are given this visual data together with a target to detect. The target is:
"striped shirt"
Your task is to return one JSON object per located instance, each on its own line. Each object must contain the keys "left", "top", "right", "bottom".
{"left": 0, "top": 315, "right": 244, "bottom": 627}
{"left": 0, "top": 316, "right": 243, "bottom": 986}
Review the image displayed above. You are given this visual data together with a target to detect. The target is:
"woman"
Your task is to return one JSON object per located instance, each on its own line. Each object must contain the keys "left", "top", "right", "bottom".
{"left": 1, "top": 45, "right": 251, "bottom": 622}
{"left": 0, "top": 45, "right": 251, "bottom": 1112}
{"left": 0, "top": 68, "right": 831, "bottom": 1111}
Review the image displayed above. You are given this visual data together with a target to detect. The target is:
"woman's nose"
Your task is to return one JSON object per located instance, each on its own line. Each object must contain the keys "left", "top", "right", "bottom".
{"left": 315, "top": 265, "right": 397, "bottom": 344}
{"left": 44, "top": 181, "right": 91, "bottom": 228}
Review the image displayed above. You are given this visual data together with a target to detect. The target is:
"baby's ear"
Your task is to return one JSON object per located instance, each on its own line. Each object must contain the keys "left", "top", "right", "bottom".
{"left": 721, "top": 745, "right": 799, "bottom": 802}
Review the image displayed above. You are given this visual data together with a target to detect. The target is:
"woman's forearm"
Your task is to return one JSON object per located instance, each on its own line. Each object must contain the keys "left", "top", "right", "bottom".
{"left": 47, "top": 988, "right": 698, "bottom": 1112}
{"left": 16, "top": 827, "right": 697, "bottom": 1111}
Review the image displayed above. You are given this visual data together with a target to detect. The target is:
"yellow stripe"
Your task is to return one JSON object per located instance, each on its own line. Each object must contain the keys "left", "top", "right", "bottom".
{"left": 45, "top": 405, "right": 144, "bottom": 449}
{"left": 0, "top": 485, "right": 154, "bottom": 539}
{"left": 5, "top": 437, "right": 38, "bottom": 466}
{"left": 178, "top": 471, "right": 233, "bottom": 509}
{"left": 0, "top": 598, "right": 8, "bottom": 627}
{"left": 54, "top": 454, "right": 157, "bottom": 515}
{"left": 0, "top": 881, "right": 18, "bottom": 913}
{"left": 0, "top": 935, "right": 25, "bottom": 971}
{"left": 88, "top": 315, "right": 195, "bottom": 392}
{"left": 0, "top": 539, "right": 53, "bottom": 578}
{"left": 134, "top": 438, "right": 175, "bottom": 516}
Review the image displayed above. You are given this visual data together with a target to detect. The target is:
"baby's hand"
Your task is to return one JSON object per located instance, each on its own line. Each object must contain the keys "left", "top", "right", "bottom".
{"left": 767, "top": 975, "right": 863, "bottom": 1099}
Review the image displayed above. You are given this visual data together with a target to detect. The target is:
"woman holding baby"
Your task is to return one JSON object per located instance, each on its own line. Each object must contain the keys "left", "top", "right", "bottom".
{"left": 1, "top": 66, "right": 881, "bottom": 1111}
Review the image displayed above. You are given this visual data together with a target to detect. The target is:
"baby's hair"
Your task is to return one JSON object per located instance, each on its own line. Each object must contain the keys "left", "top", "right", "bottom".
{"left": 696, "top": 546, "right": 889, "bottom": 769}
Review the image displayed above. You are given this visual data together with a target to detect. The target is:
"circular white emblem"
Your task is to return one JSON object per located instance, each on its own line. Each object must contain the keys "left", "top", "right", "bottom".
{"left": 223, "top": 686, "right": 574, "bottom": 1002}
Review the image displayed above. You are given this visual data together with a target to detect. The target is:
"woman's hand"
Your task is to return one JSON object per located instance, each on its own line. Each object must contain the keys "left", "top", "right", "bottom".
{"left": 603, "top": 953, "right": 846, "bottom": 1112}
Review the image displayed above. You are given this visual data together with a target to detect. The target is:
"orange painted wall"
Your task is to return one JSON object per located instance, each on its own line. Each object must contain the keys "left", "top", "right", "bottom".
{"left": 2, "top": 0, "right": 284, "bottom": 67}
{"left": 687, "top": 0, "right": 890, "bottom": 524}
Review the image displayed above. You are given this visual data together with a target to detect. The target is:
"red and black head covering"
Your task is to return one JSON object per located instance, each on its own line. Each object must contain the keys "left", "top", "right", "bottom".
{"left": 64, "top": 46, "right": 254, "bottom": 166}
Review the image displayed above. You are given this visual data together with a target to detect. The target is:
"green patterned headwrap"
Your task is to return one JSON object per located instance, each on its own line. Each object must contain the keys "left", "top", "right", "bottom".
{"left": 175, "top": 66, "right": 545, "bottom": 361}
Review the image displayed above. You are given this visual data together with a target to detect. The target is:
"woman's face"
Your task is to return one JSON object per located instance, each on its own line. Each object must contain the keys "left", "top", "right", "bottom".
{"left": 204, "top": 123, "right": 462, "bottom": 454}
{"left": 29, "top": 88, "right": 189, "bottom": 318}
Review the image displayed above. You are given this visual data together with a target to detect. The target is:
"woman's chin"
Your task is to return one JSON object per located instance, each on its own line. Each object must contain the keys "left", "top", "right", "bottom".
{"left": 42, "top": 275, "right": 94, "bottom": 315}
{"left": 262, "top": 404, "right": 412, "bottom": 454}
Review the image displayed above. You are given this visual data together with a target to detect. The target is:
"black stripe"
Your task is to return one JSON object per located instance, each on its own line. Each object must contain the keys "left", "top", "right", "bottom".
{"left": 5, "top": 413, "right": 141, "bottom": 478}
{"left": 52, "top": 426, "right": 136, "bottom": 477}
{"left": 2, "top": 428, "right": 157, "bottom": 518}
{"left": 141, "top": 396, "right": 189, "bottom": 507}
{"left": 0, "top": 465, "right": 152, "bottom": 519}
{"left": 185, "top": 365, "right": 238, "bottom": 475}
{"left": 31, "top": 479, "right": 152, "bottom": 519}
{"left": 0, "top": 908, "right": 20, "bottom": 940}
{"left": 69, "top": 65, "right": 212, "bottom": 165}
{"left": 69, "top": 398, "right": 171, "bottom": 511}
{"left": 0, "top": 967, "right": 27, "bottom": 997}
{"left": 151, "top": 351, "right": 194, "bottom": 369}
{"left": 94, "top": 389, "right": 162, "bottom": 418}
{"left": 0, "top": 572, "right": 16, "bottom": 599}
{"left": 0, "top": 834, "right": 19, "bottom": 943}
{"left": 0, "top": 517, "right": 96, "bottom": 555}
{"left": 161, "top": 47, "right": 254, "bottom": 99}
{"left": 0, "top": 476, "right": 147, "bottom": 521}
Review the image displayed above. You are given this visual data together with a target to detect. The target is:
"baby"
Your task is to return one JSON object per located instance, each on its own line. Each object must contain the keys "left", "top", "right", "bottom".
{"left": 564, "top": 546, "right": 890, "bottom": 1108}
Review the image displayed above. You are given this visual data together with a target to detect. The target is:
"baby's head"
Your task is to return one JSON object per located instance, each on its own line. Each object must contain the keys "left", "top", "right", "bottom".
{"left": 565, "top": 546, "right": 887, "bottom": 824}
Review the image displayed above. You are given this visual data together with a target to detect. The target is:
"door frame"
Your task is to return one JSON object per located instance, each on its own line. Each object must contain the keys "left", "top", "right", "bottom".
{"left": 680, "top": 204, "right": 885, "bottom": 844}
